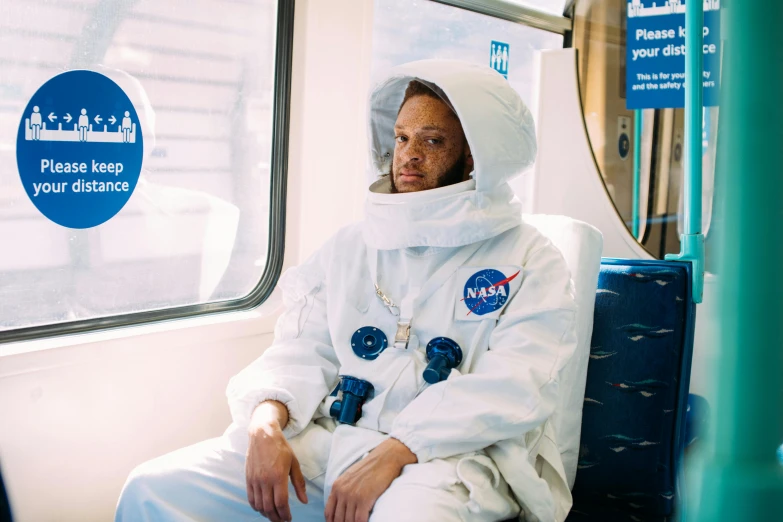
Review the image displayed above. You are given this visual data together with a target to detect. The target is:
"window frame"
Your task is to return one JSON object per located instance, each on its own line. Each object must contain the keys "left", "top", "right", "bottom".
{"left": 431, "top": 0, "right": 573, "bottom": 34}
{"left": 0, "top": 0, "right": 294, "bottom": 346}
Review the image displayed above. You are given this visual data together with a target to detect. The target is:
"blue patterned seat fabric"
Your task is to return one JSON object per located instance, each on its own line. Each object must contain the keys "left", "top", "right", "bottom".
{"left": 566, "top": 259, "right": 696, "bottom": 522}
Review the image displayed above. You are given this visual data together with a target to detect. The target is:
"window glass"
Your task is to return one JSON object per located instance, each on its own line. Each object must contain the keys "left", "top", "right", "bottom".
{"left": 371, "top": 0, "right": 564, "bottom": 208}
{"left": 0, "top": 0, "right": 279, "bottom": 331}
{"left": 571, "top": 0, "right": 718, "bottom": 263}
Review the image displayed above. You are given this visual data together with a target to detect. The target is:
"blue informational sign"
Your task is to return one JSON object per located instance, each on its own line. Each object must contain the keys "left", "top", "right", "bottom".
{"left": 626, "top": 0, "right": 721, "bottom": 110}
{"left": 490, "top": 41, "right": 509, "bottom": 78}
{"left": 16, "top": 70, "right": 143, "bottom": 229}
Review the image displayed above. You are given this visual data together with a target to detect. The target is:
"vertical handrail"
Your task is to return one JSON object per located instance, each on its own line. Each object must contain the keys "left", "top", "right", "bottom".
{"left": 632, "top": 109, "right": 641, "bottom": 239}
{"left": 665, "top": 0, "right": 705, "bottom": 303}
{"left": 683, "top": 1, "right": 703, "bottom": 236}
{"left": 690, "top": 0, "right": 783, "bottom": 519}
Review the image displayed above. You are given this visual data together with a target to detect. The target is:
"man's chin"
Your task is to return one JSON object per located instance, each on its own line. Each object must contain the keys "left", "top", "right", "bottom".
{"left": 392, "top": 177, "right": 430, "bottom": 193}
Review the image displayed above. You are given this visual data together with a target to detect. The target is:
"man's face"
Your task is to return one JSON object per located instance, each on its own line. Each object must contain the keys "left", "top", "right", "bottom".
{"left": 391, "top": 94, "right": 473, "bottom": 193}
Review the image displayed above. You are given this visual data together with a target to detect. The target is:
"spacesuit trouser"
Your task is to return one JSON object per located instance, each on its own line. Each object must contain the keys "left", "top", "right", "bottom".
{"left": 115, "top": 425, "right": 520, "bottom": 522}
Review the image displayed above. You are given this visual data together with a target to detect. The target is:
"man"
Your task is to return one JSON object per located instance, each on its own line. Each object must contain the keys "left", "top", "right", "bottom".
{"left": 116, "top": 60, "right": 577, "bottom": 522}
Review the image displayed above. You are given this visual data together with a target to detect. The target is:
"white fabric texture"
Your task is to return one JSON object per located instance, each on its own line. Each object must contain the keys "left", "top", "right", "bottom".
{"left": 521, "top": 214, "right": 603, "bottom": 488}
{"left": 118, "top": 60, "right": 586, "bottom": 522}
{"left": 115, "top": 423, "right": 518, "bottom": 522}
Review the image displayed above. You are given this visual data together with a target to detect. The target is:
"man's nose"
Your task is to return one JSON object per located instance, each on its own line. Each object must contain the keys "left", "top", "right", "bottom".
{"left": 400, "top": 140, "right": 424, "bottom": 163}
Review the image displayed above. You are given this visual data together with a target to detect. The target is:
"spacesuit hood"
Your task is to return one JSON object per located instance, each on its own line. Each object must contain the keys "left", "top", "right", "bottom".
{"left": 368, "top": 59, "right": 536, "bottom": 192}
{"left": 363, "top": 59, "right": 536, "bottom": 249}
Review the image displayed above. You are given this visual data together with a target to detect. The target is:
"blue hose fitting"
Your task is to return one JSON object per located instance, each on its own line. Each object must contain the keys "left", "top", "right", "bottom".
{"left": 329, "top": 376, "right": 374, "bottom": 425}
{"left": 351, "top": 326, "right": 388, "bottom": 360}
{"left": 423, "top": 337, "right": 463, "bottom": 384}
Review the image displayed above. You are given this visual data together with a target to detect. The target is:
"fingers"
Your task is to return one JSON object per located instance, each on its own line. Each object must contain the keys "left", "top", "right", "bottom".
{"left": 274, "top": 483, "right": 292, "bottom": 522}
{"left": 254, "top": 484, "right": 267, "bottom": 516}
{"left": 333, "top": 494, "right": 348, "bottom": 522}
{"left": 290, "top": 456, "right": 308, "bottom": 504}
{"left": 344, "top": 503, "right": 357, "bottom": 522}
{"left": 327, "top": 485, "right": 369, "bottom": 522}
{"left": 325, "top": 490, "right": 337, "bottom": 522}
{"left": 355, "top": 502, "right": 372, "bottom": 522}
{"left": 246, "top": 480, "right": 256, "bottom": 512}
{"left": 262, "top": 485, "right": 283, "bottom": 522}
{"left": 246, "top": 461, "right": 261, "bottom": 513}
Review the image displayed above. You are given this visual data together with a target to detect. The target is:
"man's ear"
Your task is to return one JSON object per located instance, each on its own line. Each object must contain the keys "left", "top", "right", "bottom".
{"left": 465, "top": 143, "right": 475, "bottom": 170}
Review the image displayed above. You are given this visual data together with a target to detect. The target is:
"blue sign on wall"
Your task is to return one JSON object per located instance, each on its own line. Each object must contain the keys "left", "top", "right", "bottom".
{"left": 16, "top": 70, "right": 143, "bottom": 229}
{"left": 490, "top": 41, "right": 509, "bottom": 78}
{"left": 626, "top": 0, "right": 721, "bottom": 110}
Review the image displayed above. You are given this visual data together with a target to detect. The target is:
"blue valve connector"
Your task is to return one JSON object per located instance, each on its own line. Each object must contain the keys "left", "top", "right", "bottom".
{"left": 329, "top": 376, "right": 374, "bottom": 425}
{"left": 423, "top": 337, "right": 463, "bottom": 384}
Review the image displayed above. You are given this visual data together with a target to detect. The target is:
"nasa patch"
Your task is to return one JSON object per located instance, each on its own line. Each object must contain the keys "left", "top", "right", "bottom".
{"left": 454, "top": 266, "right": 523, "bottom": 321}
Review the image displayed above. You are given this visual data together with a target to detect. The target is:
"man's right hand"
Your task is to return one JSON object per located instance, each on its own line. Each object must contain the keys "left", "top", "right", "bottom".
{"left": 246, "top": 401, "right": 308, "bottom": 522}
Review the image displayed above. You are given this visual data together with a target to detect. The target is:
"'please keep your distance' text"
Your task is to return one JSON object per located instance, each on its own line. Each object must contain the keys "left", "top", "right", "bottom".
{"left": 32, "top": 159, "right": 129, "bottom": 197}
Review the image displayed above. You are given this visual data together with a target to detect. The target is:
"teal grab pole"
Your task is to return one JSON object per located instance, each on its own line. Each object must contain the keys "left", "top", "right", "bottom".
{"left": 632, "top": 110, "right": 641, "bottom": 239}
{"left": 689, "top": 0, "right": 783, "bottom": 519}
{"left": 684, "top": 8, "right": 703, "bottom": 238}
{"left": 665, "top": 0, "right": 705, "bottom": 304}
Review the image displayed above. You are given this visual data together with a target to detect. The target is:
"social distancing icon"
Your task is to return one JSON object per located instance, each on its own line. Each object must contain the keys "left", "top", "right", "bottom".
{"left": 16, "top": 70, "right": 143, "bottom": 229}
{"left": 25, "top": 105, "right": 137, "bottom": 143}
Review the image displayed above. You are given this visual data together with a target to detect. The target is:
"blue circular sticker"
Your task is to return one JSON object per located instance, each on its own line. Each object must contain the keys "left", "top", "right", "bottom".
{"left": 463, "top": 269, "right": 511, "bottom": 316}
{"left": 16, "top": 70, "right": 143, "bottom": 229}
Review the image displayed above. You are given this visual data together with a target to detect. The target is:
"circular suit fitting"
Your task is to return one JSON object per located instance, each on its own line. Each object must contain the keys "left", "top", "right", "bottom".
{"left": 351, "top": 326, "right": 388, "bottom": 360}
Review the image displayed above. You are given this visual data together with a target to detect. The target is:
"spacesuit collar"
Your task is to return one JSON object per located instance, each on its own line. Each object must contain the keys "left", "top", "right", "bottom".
{"left": 362, "top": 180, "right": 522, "bottom": 250}
{"left": 367, "top": 176, "right": 475, "bottom": 201}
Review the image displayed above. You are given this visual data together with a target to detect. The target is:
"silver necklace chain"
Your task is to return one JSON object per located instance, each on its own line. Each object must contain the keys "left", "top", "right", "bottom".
{"left": 374, "top": 283, "right": 399, "bottom": 316}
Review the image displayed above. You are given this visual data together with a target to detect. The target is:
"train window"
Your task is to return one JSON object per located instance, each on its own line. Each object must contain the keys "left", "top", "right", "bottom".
{"left": 570, "top": 0, "right": 718, "bottom": 261}
{"left": 371, "top": 0, "right": 565, "bottom": 208}
{"left": 0, "top": 1, "right": 291, "bottom": 340}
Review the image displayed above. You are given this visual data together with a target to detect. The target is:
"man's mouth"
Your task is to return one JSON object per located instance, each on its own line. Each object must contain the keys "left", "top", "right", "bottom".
{"left": 398, "top": 169, "right": 424, "bottom": 181}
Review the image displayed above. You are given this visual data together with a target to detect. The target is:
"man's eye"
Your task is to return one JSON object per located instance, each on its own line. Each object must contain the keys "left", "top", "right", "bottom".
{"left": 395, "top": 136, "right": 407, "bottom": 143}
{"left": 427, "top": 138, "right": 441, "bottom": 145}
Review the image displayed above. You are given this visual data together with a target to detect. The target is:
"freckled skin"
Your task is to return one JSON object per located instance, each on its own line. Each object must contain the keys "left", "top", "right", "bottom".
{"left": 391, "top": 94, "right": 474, "bottom": 193}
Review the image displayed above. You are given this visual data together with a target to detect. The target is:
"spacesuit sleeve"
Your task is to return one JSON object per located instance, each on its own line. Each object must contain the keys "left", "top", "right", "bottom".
{"left": 226, "top": 246, "right": 339, "bottom": 439}
{"left": 389, "top": 241, "right": 577, "bottom": 463}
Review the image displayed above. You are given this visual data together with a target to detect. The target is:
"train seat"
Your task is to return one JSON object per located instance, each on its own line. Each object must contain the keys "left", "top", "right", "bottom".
{"left": 523, "top": 214, "right": 604, "bottom": 488}
{"left": 566, "top": 259, "right": 696, "bottom": 522}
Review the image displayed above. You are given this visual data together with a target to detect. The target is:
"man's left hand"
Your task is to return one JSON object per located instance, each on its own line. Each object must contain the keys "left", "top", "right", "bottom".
{"left": 325, "top": 438, "right": 417, "bottom": 522}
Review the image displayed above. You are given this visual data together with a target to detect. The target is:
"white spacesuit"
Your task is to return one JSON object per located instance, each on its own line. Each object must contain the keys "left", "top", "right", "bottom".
{"left": 116, "top": 59, "right": 578, "bottom": 522}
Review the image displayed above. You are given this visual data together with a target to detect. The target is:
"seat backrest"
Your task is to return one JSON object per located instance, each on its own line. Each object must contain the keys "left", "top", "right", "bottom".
{"left": 571, "top": 259, "right": 696, "bottom": 518}
{"left": 523, "top": 214, "right": 603, "bottom": 488}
